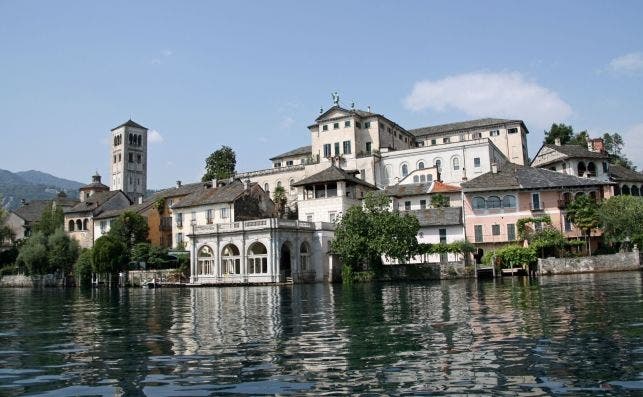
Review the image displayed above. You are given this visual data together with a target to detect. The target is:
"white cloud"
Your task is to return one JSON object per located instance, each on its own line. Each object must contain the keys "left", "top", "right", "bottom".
{"left": 404, "top": 71, "right": 572, "bottom": 130}
{"left": 280, "top": 116, "right": 295, "bottom": 129}
{"left": 608, "top": 52, "right": 643, "bottom": 73}
{"left": 622, "top": 123, "right": 643, "bottom": 170}
{"left": 148, "top": 129, "right": 164, "bottom": 144}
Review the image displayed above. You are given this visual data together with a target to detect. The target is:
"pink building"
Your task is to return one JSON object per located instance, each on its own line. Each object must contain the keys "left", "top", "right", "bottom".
{"left": 461, "top": 163, "right": 613, "bottom": 259}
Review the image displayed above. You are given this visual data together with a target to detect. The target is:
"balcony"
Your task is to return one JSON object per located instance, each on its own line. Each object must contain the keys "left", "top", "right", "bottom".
{"left": 530, "top": 202, "right": 545, "bottom": 212}
{"left": 192, "top": 218, "right": 316, "bottom": 235}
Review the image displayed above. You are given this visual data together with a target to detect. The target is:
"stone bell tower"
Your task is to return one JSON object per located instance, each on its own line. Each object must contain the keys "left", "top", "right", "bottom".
{"left": 110, "top": 119, "right": 148, "bottom": 203}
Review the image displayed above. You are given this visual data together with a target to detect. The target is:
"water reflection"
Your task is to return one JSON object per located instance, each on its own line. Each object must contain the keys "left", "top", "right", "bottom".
{"left": 0, "top": 272, "right": 641, "bottom": 395}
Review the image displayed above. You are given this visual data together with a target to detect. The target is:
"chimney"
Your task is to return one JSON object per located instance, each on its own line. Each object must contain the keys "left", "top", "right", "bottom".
{"left": 243, "top": 178, "right": 250, "bottom": 190}
{"left": 138, "top": 196, "right": 143, "bottom": 204}
{"left": 20, "top": 199, "right": 26, "bottom": 206}
{"left": 554, "top": 138, "right": 561, "bottom": 146}
{"left": 491, "top": 163, "right": 498, "bottom": 174}
{"left": 211, "top": 178, "right": 218, "bottom": 188}
{"left": 587, "top": 141, "right": 593, "bottom": 151}
{"left": 591, "top": 138, "right": 605, "bottom": 153}
{"left": 176, "top": 180, "right": 182, "bottom": 188}
{"left": 367, "top": 105, "right": 371, "bottom": 112}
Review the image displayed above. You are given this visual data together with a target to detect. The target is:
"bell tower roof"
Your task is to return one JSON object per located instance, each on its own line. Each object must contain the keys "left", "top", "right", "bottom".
{"left": 111, "top": 119, "right": 147, "bottom": 131}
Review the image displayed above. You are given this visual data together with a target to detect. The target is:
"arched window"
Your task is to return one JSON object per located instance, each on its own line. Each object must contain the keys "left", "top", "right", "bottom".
{"left": 300, "top": 242, "right": 311, "bottom": 271}
{"left": 289, "top": 179, "right": 295, "bottom": 192}
{"left": 83, "top": 219, "right": 89, "bottom": 230}
{"left": 614, "top": 185, "right": 621, "bottom": 195}
{"left": 487, "top": 196, "right": 501, "bottom": 208}
{"left": 221, "top": 244, "right": 241, "bottom": 275}
{"left": 137, "top": 135, "right": 142, "bottom": 146}
{"left": 197, "top": 245, "right": 215, "bottom": 275}
{"left": 247, "top": 242, "right": 268, "bottom": 274}
{"left": 577, "top": 161, "right": 586, "bottom": 177}
{"left": 75, "top": 219, "right": 82, "bottom": 230}
{"left": 401, "top": 164, "right": 409, "bottom": 177}
{"left": 631, "top": 185, "right": 640, "bottom": 196}
{"left": 420, "top": 175, "right": 426, "bottom": 182}
{"left": 68, "top": 220, "right": 75, "bottom": 232}
{"left": 452, "top": 157, "right": 460, "bottom": 171}
{"left": 128, "top": 133, "right": 133, "bottom": 145}
{"left": 276, "top": 181, "right": 282, "bottom": 188}
{"left": 417, "top": 161, "right": 425, "bottom": 170}
{"left": 575, "top": 192, "right": 585, "bottom": 199}
{"left": 622, "top": 185, "right": 631, "bottom": 195}
{"left": 587, "top": 162, "right": 596, "bottom": 177}
{"left": 473, "top": 197, "right": 486, "bottom": 209}
{"left": 435, "top": 159, "right": 442, "bottom": 172}
{"left": 502, "top": 195, "right": 516, "bottom": 208}
{"left": 264, "top": 183, "right": 270, "bottom": 193}
{"left": 384, "top": 165, "right": 392, "bottom": 185}
{"left": 562, "top": 192, "right": 572, "bottom": 205}
{"left": 413, "top": 175, "right": 419, "bottom": 183}
{"left": 426, "top": 174, "right": 433, "bottom": 182}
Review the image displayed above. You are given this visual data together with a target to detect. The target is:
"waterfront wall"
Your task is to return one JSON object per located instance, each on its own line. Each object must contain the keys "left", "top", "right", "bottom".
{"left": 128, "top": 269, "right": 183, "bottom": 286}
{"left": 538, "top": 249, "right": 641, "bottom": 275}
{"left": 0, "top": 274, "right": 72, "bottom": 287}
{"left": 380, "top": 260, "right": 474, "bottom": 281}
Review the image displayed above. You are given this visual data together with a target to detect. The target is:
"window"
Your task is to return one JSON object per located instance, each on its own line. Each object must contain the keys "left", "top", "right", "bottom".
{"left": 531, "top": 192, "right": 541, "bottom": 210}
{"left": 452, "top": 157, "right": 460, "bottom": 171}
{"left": 473, "top": 132, "right": 482, "bottom": 139}
{"left": 247, "top": 242, "right": 268, "bottom": 274}
{"left": 443, "top": 137, "right": 450, "bottom": 144}
{"left": 490, "top": 129, "right": 500, "bottom": 137}
{"left": 300, "top": 242, "right": 311, "bottom": 271}
{"left": 333, "top": 122, "right": 339, "bottom": 129}
{"left": 474, "top": 225, "right": 483, "bottom": 242}
{"left": 306, "top": 213, "right": 313, "bottom": 222}
{"left": 564, "top": 216, "right": 573, "bottom": 232}
{"left": 286, "top": 160, "right": 293, "bottom": 166}
{"left": 222, "top": 244, "right": 241, "bottom": 275}
{"left": 418, "top": 161, "right": 425, "bottom": 170}
{"left": 137, "top": 154, "right": 142, "bottom": 163}
{"left": 364, "top": 121, "right": 371, "bottom": 128}
{"left": 439, "top": 228, "right": 447, "bottom": 243}
{"left": 420, "top": 199, "right": 426, "bottom": 209}
{"left": 356, "top": 121, "right": 362, "bottom": 128}
{"left": 344, "top": 120, "right": 351, "bottom": 128}
{"left": 474, "top": 157, "right": 481, "bottom": 168}
{"left": 323, "top": 124, "right": 328, "bottom": 131}
{"left": 197, "top": 245, "right": 215, "bottom": 275}
{"left": 118, "top": 153, "right": 121, "bottom": 162}
{"left": 323, "top": 144, "right": 331, "bottom": 157}
{"left": 487, "top": 196, "right": 501, "bottom": 208}
{"left": 100, "top": 220, "right": 107, "bottom": 234}
{"left": 289, "top": 179, "right": 295, "bottom": 191}
{"left": 360, "top": 169, "right": 366, "bottom": 180}
{"left": 404, "top": 201, "right": 411, "bottom": 211}
{"left": 177, "top": 233, "right": 183, "bottom": 245}
{"left": 206, "top": 209, "right": 213, "bottom": 224}
{"left": 435, "top": 159, "right": 442, "bottom": 172}
{"left": 365, "top": 142, "right": 372, "bottom": 154}
{"left": 492, "top": 224, "right": 501, "bottom": 236}
{"left": 431, "top": 139, "right": 437, "bottom": 145}
{"left": 128, "top": 153, "right": 133, "bottom": 163}
{"left": 68, "top": 220, "right": 75, "bottom": 232}
{"left": 401, "top": 164, "right": 409, "bottom": 177}
{"left": 220, "top": 207, "right": 229, "bottom": 219}
{"left": 502, "top": 195, "right": 516, "bottom": 208}
{"left": 334, "top": 142, "right": 340, "bottom": 156}
{"left": 534, "top": 221, "right": 543, "bottom": 232}
{"left": 507, "top": 224, "right": 516, "bottom": 241}
{"left": 420, "top": 175, "right": 426, "bottom": 182}
{"left": 343, "top": 140, "right": 352, "bottom": 154}
{"left": 264, "top": 183, "right": 269, "bottom": 192}
{"left": 277, "top": 181, "right": 282, "bottom": 188}
{"left": 473, "top": 197, "right": 486, "bottom": 209}
{"left": 176, "top": 213, "right": 183, "bottom": 227}
{"left": 459, "top": 133, "right": 465, "bottom": 141}
{"left": 274, "top": 162, "right": 282, "bottom": 168}
{"left": 508, "top": 128, "right": 518, "bottom": 134}
{"left": 113, "top": 155, "right": 116, "bottom": 164}
{"left": 602, "top": 162, "right": 609, "bottom": 173}
{"left": 329, "top": 211, "right": 337, "bottom": 222}
{"left": 413, "top": 175, "right": 419, "bottom": 183}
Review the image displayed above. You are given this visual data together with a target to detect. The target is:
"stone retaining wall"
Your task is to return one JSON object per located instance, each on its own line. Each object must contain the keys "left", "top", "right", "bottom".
{"left": 0, "top": 274, "right": 72, "bottom": 287}
{"left": 128, "top": 269, "right": 183, "bottom": 287}
{"left": 380, "top": 260, "right": 473, "bottom": 281}
{"left": 538, "top": 249, "right": 641, "bottom": 275}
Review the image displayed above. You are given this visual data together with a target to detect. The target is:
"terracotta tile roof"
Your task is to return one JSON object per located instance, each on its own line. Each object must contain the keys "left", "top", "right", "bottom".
{"left": 431, "top": 181, "right": 461, "bottom": 193}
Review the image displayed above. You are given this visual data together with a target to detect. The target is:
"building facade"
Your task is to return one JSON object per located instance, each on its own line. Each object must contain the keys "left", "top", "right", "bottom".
{"left": 110, "top": 119, "right": 148, "bottom": 202}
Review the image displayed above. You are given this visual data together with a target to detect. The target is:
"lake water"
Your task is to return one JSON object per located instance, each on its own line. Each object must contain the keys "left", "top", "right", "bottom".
{"left": 0, "top": 272, "right": 642, "bottom": 396}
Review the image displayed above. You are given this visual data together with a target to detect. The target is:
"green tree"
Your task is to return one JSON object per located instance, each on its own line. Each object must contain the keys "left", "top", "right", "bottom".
{"left": 331, "top": 192, "right": 420, "bottom": 278}
{"left": 74, "top": 249, "right": 93, "bottom": 287}
{"left": 15, "top": 232, "right": 49, "bottom": 274}
{"left": 35, "top": 202, "right": 64, "bottom": 236}
{"left": 529, "top": 226, "right": 566, "bottom": 258}
{"left": 598, "top": 195, "right": 643, "bottom": 249}
{"left": 202, "top": 145, "right": 236, "bottom": 182}
{"left": 92, "top": 235, "right": 127, "bottom": 275}
{"left": 543, "top": 123, "right": 588, "bottom": 145}
{"left": 272, "top": 186, "right": 288, "bottom": 218}
{"left": 47, "top": 228, "right": 80, "bottom": 274}
{"left": 430, "top": 193, "right": 450, "bottom": 208}
{"left": 108, "top": 211, "right": 149, "bottom": 256}
{"left": 0, "top": 196, "right": 14, "bottom": 244}
{"left": 566, "top": 194, "right": 600, "bottom": 255}
{"left": 602, "top": 132, "right": 636, "bottom": 170}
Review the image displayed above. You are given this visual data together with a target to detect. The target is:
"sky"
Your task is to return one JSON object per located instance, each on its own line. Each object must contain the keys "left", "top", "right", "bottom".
{"left": 1, "top": 1, "right": 642, "bottom": 189}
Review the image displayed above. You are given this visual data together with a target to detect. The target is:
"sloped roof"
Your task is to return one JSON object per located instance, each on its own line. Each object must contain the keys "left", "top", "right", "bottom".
{"left": 409, "top": 118, "right": 525, "bottom": 137}
{"left": 461, "top": 163, "right": 612, "bottom": 192}
{"left": 94, "top": 201, "right": 153, "bottom": 220}
{"left": 315, "top": 105, "right": 378, "bottom": 122}
{"left": 146, "top": 182, "right": 207, "bottom": 202}
{"left": 291, "top": 165, "right": 376, "bottom": 189}
{"left": 609, "top": 164, "right": 643, "bottom": 182}
{"left": 385, "top": 182, "right": 431, "bottom": 197}
{"left": 13, "top": 200, "right": 51, "bottom": 223}
{"left": 79, "top": 181, "right": 109, "bottom": 191}
{"left": 269, "top": 145, "right": 312, "bottom": 161}
{"left": 533, "top": 144, "right": 609, "bottom": 167}
{"left": 432, "top": 181, "right": 461, "bottom": 193}
{"left": 172, "top": 180, "right": 255, "bottom": 209}
{"left": 64, "top": 190, "right": 126, "bottom": 214}
{"left": 409, "top": 207, "right": 463, "bottom": 226}
{"left": 111, "top": 119, "right": 147, "bottom": 131}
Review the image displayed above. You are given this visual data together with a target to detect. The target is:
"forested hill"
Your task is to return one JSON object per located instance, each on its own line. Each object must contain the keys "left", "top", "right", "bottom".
{"left": 0, "top": 169, "right": 83, "bottom": 210}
